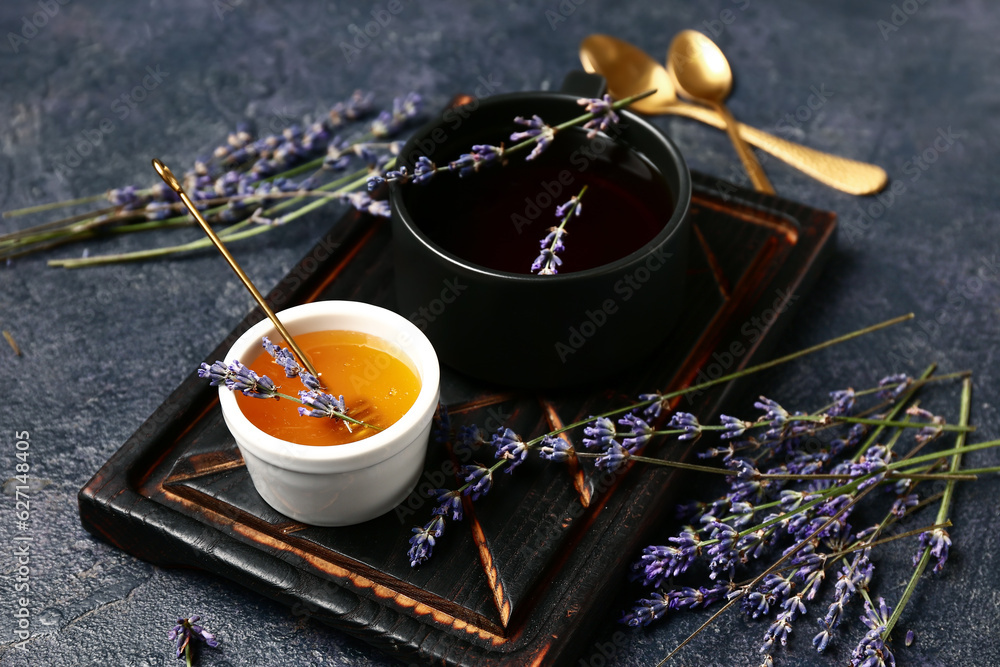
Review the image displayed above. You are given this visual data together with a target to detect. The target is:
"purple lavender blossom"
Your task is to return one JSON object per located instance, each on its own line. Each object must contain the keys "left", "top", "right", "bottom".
{"left": 198, "top": 361, "right": 230, "bottom": 387}
{"left": 168, "top": 615, "right": 219, "bottom": 661}
{"left": 595, "top": 441, "right": 631, "bottom": 472}
{"left": 538, "top": 435, "right": 573, "bottom": 462}
{"left": 582, "top": 416, "right": 616, "bottom": 450}
{"left": 850, "top": 597, "right": 895, "bottom": 667}
{"left": 619, "top": 412, "right": 653, "bottom": 452}
{"left": 412, "top": 156, "right": 436, "bottom": 183}
{"left": 577, "top": 94, "right": 620, "bottom": 138}
{"left": 530, "top": 248, "right": 563, "bottom": 275}
{"left": 915, "top": 527, "right": 951, "bottom": 573}
{"left": 224, "top": 360, "right": 277, "bottom": 398}
{"left": 720, "top": 414, "right": 753, "bottom": 440}
{"left": 407, "top": 514, "right": 445, "bottom": 567}
{"left": 639, "top": 392, "right": 665, "bottom": 419}
{"left": 877, "top": 373, "right": 911, "bottom": 401}
{"left": 297, "top": 391, "right": 348, "bottom": 419}
{"left": 462, "top": 464, "right": 494, "bottom": 501}
{"left": 510, "top": 114, "right": 555, "bottom": 160}
{"left": 493, "top": 427, "right": 528, "bottom": 473}
{"left": 432, "top": 488, "right": 463, "bottom": 521}
{"left": 620, "top": 591, "right": 673, "bottom": 627}
{"left": 669, "top": 412, "right": 702, "bottom": 440}
{"left": 828, "top": 388, "right": 857, "bottom": 416}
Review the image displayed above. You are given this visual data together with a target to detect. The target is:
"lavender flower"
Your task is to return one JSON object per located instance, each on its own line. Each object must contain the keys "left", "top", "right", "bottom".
{"left": 168, "top": 615, "right": 219, "bottom": 662}
{"left": 510, "top": 114, "right": 555, "bottom": 160}
{"left": 462, "top": 464, "right": 494, "bottom": 501}
{"left": 620, "top": 591, "right": 672, "bottom": 627}
{"left": 669, "top": 412, "right": 702, "bottom": 440}
{"left": 595, "top": 440, "right": 631, "bottom": 472}
{"left": 877, "top": 373, "right": 911, "bottom": 401}
{"left": 915, "top": 527, "right": 951, "bottom": 573}
{"left": 639, "top": 392, "right": 665, "bottom": 419}
{"left": 619, "top": 412, "right": 653, "bottom": 452}
{"left": 828, "top": 388, "right": 857, "bottom": 416}
{"left": 538, "top": 435, "right": 573, "bottom": 462}
{"left": 720, "top": 414, "right": 753, "bottom": 440}
{"left": 582, "top": 416, "right": 616, "bottom": 450}
{"left": 577, "top": 94, "right": 620, "bottom": 138}
{"left": 197, "top": 361, "right": 230, "bottom": 387}
{"left": 297, "top": 391, "right": 348, "bottom": 419}
{"left": 532, "top": 188, "right": 586, "bottom": 274}
{"left": 493, "top": 427, "right": 528, "bottom": 473}
{"left": 850, "top": 597, "right": 895, "bottom": 667}
{"left": 224, "top": 360, "right": 277, "bottom": 399}
{"left": 754, "top": 396, "right": 789, "bottom": 426}
{"left": 407, "top": 514, "right": 445, "bottom": 567}
{"left": 261, "top": 336, "right": 320, "bottom": 389}
{"left": 432, "top": 488, "right": 463, "bottom": 521}
{"left": 412, "top": 156, "right": 436, "bottom": 183}
{"left": 530, "top": 248, "right": 562, "bottom": 275}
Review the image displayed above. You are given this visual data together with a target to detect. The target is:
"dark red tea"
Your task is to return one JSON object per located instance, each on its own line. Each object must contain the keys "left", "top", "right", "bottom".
{"left": 402, "top": 126, "right": 674, "bottom": 274}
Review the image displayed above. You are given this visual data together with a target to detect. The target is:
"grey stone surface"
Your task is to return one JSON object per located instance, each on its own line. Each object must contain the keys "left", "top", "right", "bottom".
{"left": 0, "top": 1, "right": 997, "bottom": 665}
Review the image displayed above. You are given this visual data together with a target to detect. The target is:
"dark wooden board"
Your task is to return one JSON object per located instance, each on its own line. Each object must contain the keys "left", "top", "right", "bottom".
{"left": 78, "top": 171, "right": 836, "bottom": 666}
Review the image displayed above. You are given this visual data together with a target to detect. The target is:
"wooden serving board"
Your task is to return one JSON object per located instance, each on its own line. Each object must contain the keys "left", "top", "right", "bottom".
{"left": 78, "top": 171, "right": 836, "bottom": 666}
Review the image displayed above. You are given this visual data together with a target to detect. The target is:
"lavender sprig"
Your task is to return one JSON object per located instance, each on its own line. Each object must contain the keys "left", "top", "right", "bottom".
{"left": 531, "top": 186, "right": 586, "bottom": 275}
{"left": 197, "top": 338, "right": 382, "bottom": 433}
{"left": 369, "top": 88, "right": 657, "bottom": 189}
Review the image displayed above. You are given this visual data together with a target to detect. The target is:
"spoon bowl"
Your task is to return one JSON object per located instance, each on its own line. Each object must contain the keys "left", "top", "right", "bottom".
{"left": 579, "top": 34, "right": 676, "bottom": 114}
{"left": 667, "top": 30, "right": 774, "bottom": 193}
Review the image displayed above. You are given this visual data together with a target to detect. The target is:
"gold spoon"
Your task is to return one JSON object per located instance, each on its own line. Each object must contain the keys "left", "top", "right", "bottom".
{"left": 151, "top": 158, "right": 322, "bottom": 381}
{"left": 668, "top": 30, "right": 774, "bottom": 193}
{"left": 579, "top": 34, "right": 888, "bottom": 195}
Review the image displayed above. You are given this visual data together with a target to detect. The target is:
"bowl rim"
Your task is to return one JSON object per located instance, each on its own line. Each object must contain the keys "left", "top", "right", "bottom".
{"left": 218, "top": 300, "right": 441, "bottom": 472}
{"left": 390, "top": 90, "right": 692, "bottom": 283}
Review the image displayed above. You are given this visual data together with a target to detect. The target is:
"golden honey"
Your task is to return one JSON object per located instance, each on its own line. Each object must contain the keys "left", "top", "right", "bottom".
{"left": 235, "top": 330, "right": 420, "bottom": 446}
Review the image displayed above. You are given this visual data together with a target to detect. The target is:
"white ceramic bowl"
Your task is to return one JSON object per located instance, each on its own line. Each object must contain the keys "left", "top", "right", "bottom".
{"left": 218, "top": 300, "right": 440, "bottom": 526}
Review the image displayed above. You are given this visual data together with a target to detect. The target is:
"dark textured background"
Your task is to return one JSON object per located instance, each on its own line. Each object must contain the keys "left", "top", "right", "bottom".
{"left": 1, "top": 1, "right": 997, "bottom": 666}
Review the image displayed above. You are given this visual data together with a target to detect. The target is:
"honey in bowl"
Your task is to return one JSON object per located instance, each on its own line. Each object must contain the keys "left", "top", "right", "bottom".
{"left": 235, "top": 330, "right": 421, "bottom": 446}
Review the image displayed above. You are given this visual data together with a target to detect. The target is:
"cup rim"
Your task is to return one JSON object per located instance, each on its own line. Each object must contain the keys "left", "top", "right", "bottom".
{"left": 218, "top": 300, "right": 440, "bottom": 471}
{"left": 390, "top": 90, "right": 691, "bottom": 282}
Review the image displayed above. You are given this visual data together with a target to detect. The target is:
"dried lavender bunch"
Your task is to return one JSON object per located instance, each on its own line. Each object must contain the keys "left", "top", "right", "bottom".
{"left": 198, "top": 337, "right": 381, "bottom": 433}
{"left": 531, "top": 186, "right": 587, "bottom": 274}
{"left": 3, "top": 91, "right": 422, "bottom": 267}
{"left": 401, "top": 315, "right": 957, "bottom": 567}
{"left": 404, "top": 318, "right": 998, "bottom": 666}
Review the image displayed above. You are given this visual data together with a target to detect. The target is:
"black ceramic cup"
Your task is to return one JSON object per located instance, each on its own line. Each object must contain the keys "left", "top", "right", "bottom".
{"left": 389, "top": 75, "right": 691, "bottom": 388}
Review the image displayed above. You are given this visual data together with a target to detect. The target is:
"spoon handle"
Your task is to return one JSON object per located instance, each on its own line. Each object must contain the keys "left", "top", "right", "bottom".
{"left": 664, "top": 102, "right": 888, "bottom": 195}
{"left": 709, "top": 101, "right": 775, "bottom": 194}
